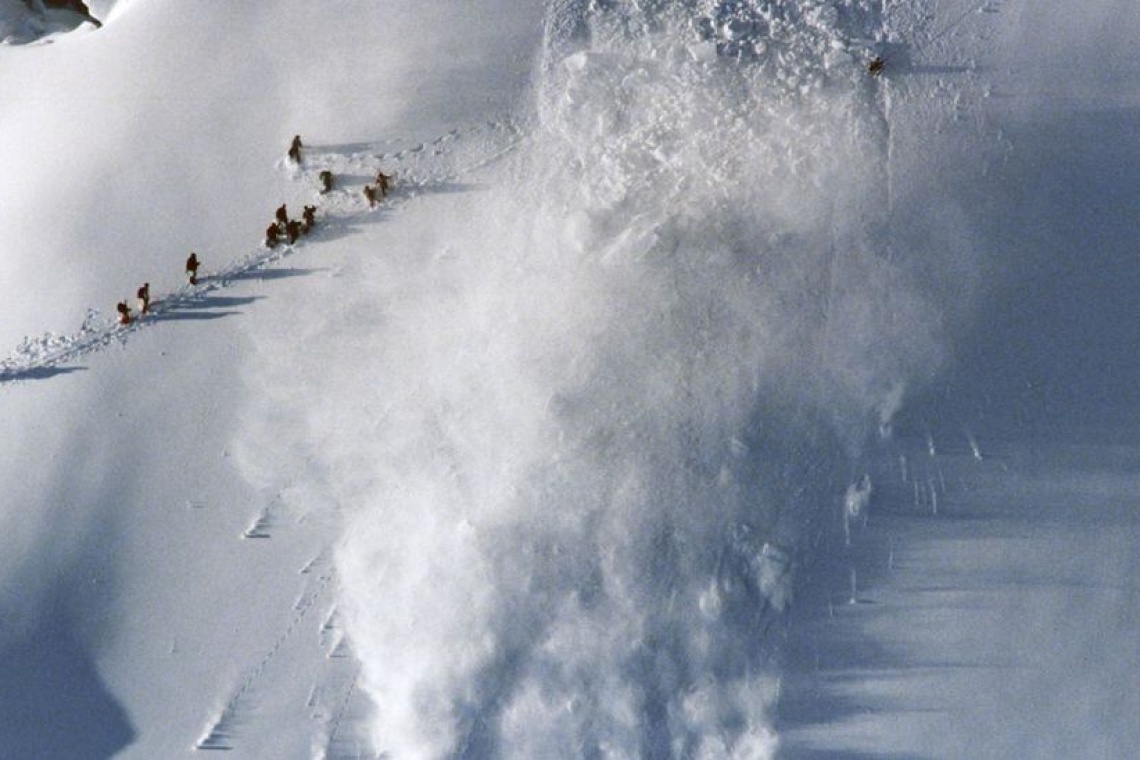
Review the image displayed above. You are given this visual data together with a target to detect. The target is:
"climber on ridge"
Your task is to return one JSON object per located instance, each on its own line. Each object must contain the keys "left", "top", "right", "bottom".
{"left": 186, "top": 252, "right": 200, "bottom": 285}
{"left": 285, "top": 219, "right": 302, "bottom": 244}
{"left": 136, "top": 282, "right": 150, "bottom": 315}
{"left": 375, "top": 170, "right": 392, "bottom": 198}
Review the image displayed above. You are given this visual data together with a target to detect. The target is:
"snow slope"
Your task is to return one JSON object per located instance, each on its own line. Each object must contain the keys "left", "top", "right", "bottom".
{"left": 235, "top": 2, "right": 953, "bottom": 756}
{"left": 777, "top": 0, "right": 1140, "bottom": 757}
{"left": 1, "top": 1, "right": 544, "bottom": 757}
{"left": 3, "top": 0, "right": 1138, "bottom": 758}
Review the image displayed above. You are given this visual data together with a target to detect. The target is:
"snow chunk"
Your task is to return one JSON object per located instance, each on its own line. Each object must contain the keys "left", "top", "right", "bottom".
{"left": 687, "top": 41, "right": 718, "bottom": 63}
{"left": 824, "top": 48, "right": 854, "bottom": 70}
{"left": 755, "top": 543, "right": 793, "bottom": 613}
{"left": 563, "top": 50, "right": 589, "bottom": 72}
{"left": 722, "top": 18, "right": 754, "bottom": 42}
{"left": 698, "top": 580, "right": 725, "bottom": 620}
{"left": 845, "top": 475, "right": 873, "bottom": 520}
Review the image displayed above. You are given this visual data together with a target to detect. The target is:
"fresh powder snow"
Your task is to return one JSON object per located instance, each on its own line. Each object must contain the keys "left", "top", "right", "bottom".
{"left": 3, "top": 1, "right": 1140, "bottom": 758}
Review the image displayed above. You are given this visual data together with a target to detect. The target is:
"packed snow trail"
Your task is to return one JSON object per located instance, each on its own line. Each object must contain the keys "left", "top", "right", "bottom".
{"left": 0, "top": 2, "right": 549, "bottom": 757}
{"left": 0, "top": 121, "right": 525, "bottom": 385}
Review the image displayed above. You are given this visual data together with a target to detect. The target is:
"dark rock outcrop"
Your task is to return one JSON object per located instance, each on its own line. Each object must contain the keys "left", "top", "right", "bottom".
{"left": 21, "top": 0, "right": 102, "bottom": 28}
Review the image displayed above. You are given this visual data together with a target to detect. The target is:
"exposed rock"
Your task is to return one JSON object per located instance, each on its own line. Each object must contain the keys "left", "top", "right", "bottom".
{"left": 3, "top": 0, "right": 101, "bottom": 43}
{"left": 32, "top": 0, "right": 101, "bottom": 26}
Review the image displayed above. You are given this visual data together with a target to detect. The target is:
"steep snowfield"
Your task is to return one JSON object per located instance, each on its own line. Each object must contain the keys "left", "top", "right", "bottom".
{"left": 4, "top": 0, "right": 1139, "bottom": 758}
{"left": 236, "top": 2, "right": 950, "bottom": 756}
{"left": 1, "top": 1, "right": 545, "bottom": 756}
{"left": 778, "top": 1, "right": 1140, "bottom": 757}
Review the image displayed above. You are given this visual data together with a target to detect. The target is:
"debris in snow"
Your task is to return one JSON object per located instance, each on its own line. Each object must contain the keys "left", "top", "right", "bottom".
{"left": 965, "top": 428, "right": 984, "bottom": 460}
{"left": 843, "top": 474, "right": 872, "bottom": 545}
{"left": 755, "top": 542, "right": 793, "bottom": 612}
{"left": 687, "top": 41, "right": 718, "bottom": 63}
{"left": 845, "top": 475, "right": 872, "bottom": 520}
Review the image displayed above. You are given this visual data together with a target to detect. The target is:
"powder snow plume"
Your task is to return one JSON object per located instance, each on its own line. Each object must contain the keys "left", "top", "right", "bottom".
{"left": 238, "top": 1, "right": 947, "bottom": 756}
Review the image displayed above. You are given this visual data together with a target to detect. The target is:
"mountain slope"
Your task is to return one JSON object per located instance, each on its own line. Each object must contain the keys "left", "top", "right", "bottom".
{"left": 1, "top": 2, "right": 544, "bottom": 757}
{"left": 4, "top": 1, "right": 1138, "bottom": 758}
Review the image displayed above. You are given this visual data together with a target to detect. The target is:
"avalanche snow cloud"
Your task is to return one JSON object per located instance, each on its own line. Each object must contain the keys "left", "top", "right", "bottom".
{"left": 241, "top": 2, "right": 949, "bottom": 757}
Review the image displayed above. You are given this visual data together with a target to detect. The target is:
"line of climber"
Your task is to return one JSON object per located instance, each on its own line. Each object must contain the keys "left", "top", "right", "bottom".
{"left": 265, "top": 202, "right": 318, "bottom": 248}
{"left": 115, "top": 252, "right": 199, "bottom": 326}
{"left": 363, "top": 170, "right": 393, "bottom": 208}
{"left": 289, "top": 134, "right": 396, "bottom": 208}
{"left": 115, "top": 135, "right": 394, "bottom": 327}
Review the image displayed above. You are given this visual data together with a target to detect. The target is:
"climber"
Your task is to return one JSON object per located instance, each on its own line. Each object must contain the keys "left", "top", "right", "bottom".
{"left": 136, "top": 282, "right": 150, "bottom": 315}
{"left": 375, "top": 170, "right": 392, "bottom": 198}
{"left": 285, "top": 219, "right": 302, "bottom": 244}
{"left": 186, "top": 252, "right": 200, "bottom": 285}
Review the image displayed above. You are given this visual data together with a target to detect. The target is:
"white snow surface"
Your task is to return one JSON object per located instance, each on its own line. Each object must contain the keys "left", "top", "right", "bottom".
{"left": 3, "top": 0, "right": 1139, "bottom": 758}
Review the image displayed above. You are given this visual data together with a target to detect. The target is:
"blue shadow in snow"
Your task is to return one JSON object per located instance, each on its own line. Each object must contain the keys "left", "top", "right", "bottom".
{"left": 0, "top": 365, "right": 87, "bottom": 383}
{"left": 0, "top": 611, "right": 135, "bottom": 758}
{"left": 150, "top": 293, "right": 262, "bottom": 323}
{"left": 778, "top": 100, "right": 1140, "bottom": 754}
{"left": 150, "top": 310, "right": 241, "bottom": 323}
{"left": 223, "top": 267, "right": 322, "bottom": 282}
{"left": 900, "top": 107, "right": 1140, "bottom": 436}
{"left": 173, "top": 294, "right": 263, "bottom": 310}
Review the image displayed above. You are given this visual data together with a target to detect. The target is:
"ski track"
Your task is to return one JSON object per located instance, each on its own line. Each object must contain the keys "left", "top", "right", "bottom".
{"left": 0, "top": 120, "right": 525, "bottom": 386}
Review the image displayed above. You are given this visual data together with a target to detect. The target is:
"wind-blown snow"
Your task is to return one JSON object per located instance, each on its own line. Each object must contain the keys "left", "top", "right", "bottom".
{"left": 233, "top": 3, "right": 950, "bottom": 756}
{"left": 13, "top": 0, "right": 1137, "bottom": 757}
{"left": 0, "top": 1, "right": 538, "bottom": 755}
